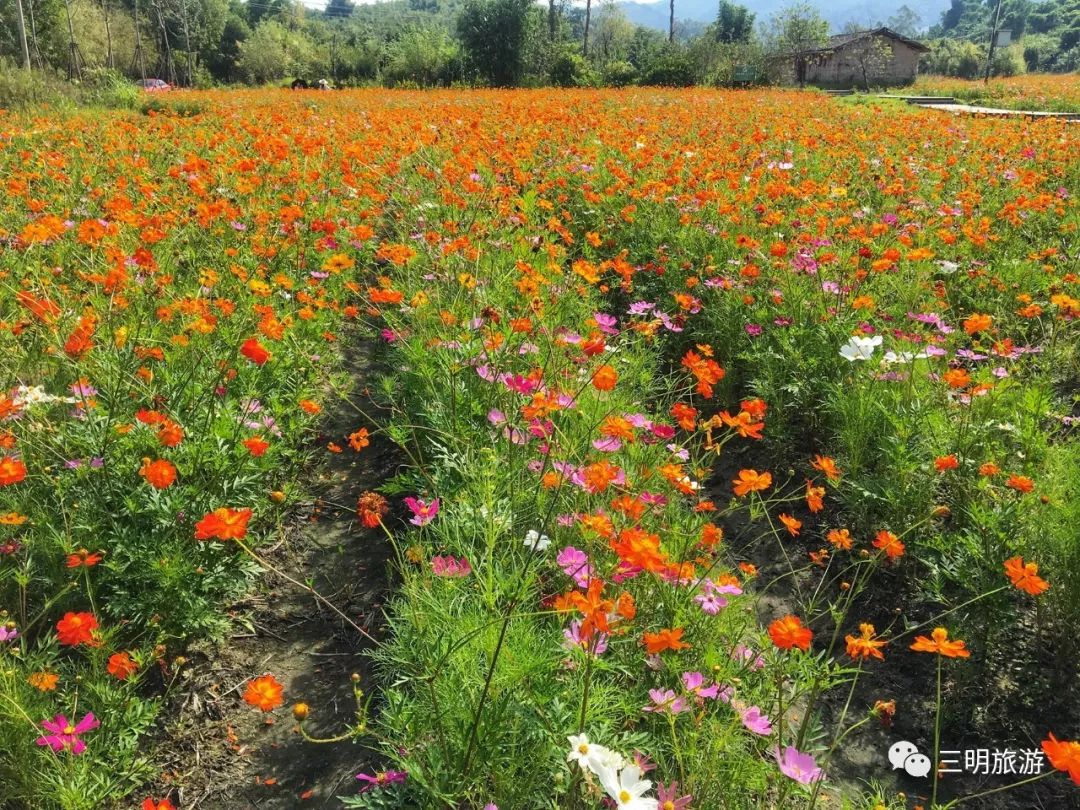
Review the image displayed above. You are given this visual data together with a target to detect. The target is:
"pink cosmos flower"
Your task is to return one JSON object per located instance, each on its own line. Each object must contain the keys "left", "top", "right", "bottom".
{"left": 643, "top": 688, "right": 688, "bottom": 715}
{"left": 773, "top": 746, "right": 825, "bottom": 784}
{"left": 557, "top": 546, "right": 593, "bottom": 588}
{"left": 36, "top": 713, "right": 99, "bottom": 754}
{"left": 741, "top": 706, "right": 773, "bottom": 736}
{"left": 404, "top": 497, "right": 439, "bottom": 527}
{"left": 563, "top": 620, "right": 608, "bottom": 655}
{"left": 0, "top": 626, "right": 18, "bottom": 642}
{"left": 681, "top": 671, "right": 719, "bottom": 700}
{"left": 431, "top": 556, "right": 470, "bottom": 577}
{"left": 356, "top": 770, "right": 407, "bottom": 792}
{"left": 657, "top": 782, "right": 693, "bottom": 809}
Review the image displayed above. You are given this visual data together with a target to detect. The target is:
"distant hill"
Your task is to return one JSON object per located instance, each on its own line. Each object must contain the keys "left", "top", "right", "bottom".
{"left": 617, "top": 0, "right": 950, "bottom": 33}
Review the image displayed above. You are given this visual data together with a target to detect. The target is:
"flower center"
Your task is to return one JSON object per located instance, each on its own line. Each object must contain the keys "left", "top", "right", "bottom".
{"left": 619, "top": 790, "right": 631, "bottom": 803}
{"left": 63, "top": 725, "right": 75, "bottom": 734}
{"left": 578, "top": 744, "right": 589, "bottom": 754}
{"left": 663, "top": 802, "right": 676, "bottom": 810}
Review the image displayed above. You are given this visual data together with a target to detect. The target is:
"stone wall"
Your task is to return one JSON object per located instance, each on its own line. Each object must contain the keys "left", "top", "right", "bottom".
{"left": 804, "top": 38, "right": 922, "bottom": 88}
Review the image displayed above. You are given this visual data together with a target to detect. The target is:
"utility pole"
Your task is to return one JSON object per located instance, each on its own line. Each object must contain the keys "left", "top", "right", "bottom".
{"left": 984, "top": 0, "right": 1003, "bottom": 84}
{"left": 14, "top": 0, "right": 32, "bottom": 70}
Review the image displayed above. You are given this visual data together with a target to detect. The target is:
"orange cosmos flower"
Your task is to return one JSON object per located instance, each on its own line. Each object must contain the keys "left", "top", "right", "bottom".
{"left": 733, "top": 469, "right": 771, "bottom": 496}
{"left": 827, "top": 528, "right": 853, "bottom": 550}
{"left": 934, "top": 454, "right": 959, "bottom": 472}
{"left": 1005, "top": 474, "right": 1034, "bottom": 493}
{"left": 299, "top": 399, "right": 321, "bottom": 415}
{"left": 28, "top": 671, "right": 60, "bottom": 691}
{"left": 56, "top": 612, "right": 99, "bottom": 646}
{"left": 671, "top": 402, "right": 698, "bottom": 431}
{"left": 1003, "top": 556, "right": 1049, "bottom": 596}
{"left": 845, "top": 623, "right": 886, "bottom": 661}
{"left": 194, "top": 507, "right": 253, "bottom": 541}
{"left": 1042, "top": 734, "right": 1080, "bottom": 786}
{"left": 910, "top": 627, "right": 970, "bottom": 658}
{"left": 681, "top": 349, "right": 725, "bottom": 398}
{"left": 107, "top": 651, "right": 139, "bottom": 680}
{"left": 0, "top": 512, "right": 28, "bottom": 525}
{"left": 963, "top": 313, "right": 992, "bottom": 335}
{"left": 582, "top": 460, "right": 619, "bottom": 494}
{"left": 139, "top": 458, "right": 177, "bottom": 489}
{"left": 66, "top": 549, "right": 103, "bottom": 568}
{"left": 356, "top": 491, "right": 389, "bottom": 528}
{"left": 240, "top": 337, "right": 271, "bottom": 365}
{"left": 244, "top": 674, "right": 284, "bottom": 712}
{"left": 243, "top": 437, "right": 270, "bottom": 457}
{"left": 157, "top": 420, "right": 184, "bottom": 448}
{"left": 979, "top": 462, "right": 1000, "bottom": 476}
{"left": 872, "top": 530, "right": 905, "bottom": 560}
{"left": 805, "top": 481, "right": 825, "bottom": 513}
{"left": 142, "top": 799, "right": 177, "bottom": 810}
{"left": 0, "top": 457, "right": 27, "bottom": 487}
{"left": 592, "top": 365, "right": 618, "bottom": 392}
{"left": 943, "top": 368, "right": 971, "bottom": 389}
{"left": 769, "top": 615, "right": 813, "bottom": 652}
{"left": 348, "top": 428, "right": 370, "bottom": 452}
{"left": 643, "top": 627, "right": 691, "bottom": 654}
{"left": 779, "top": 513, "right": 802, "bottom": 537}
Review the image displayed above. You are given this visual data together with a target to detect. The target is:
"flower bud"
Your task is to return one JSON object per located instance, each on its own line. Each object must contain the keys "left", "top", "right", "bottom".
{"left": 292, "top": 702, "right": 310, "bottom": 721}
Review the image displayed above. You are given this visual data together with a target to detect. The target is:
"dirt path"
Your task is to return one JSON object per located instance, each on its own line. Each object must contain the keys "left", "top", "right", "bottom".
{"left": 150, "top": 342, "right": 400, "bottom": 809}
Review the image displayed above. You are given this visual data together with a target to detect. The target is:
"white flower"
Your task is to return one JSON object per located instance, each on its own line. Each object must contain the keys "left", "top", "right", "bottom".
{"left": 599, "top": 764, "right": 658, "bottom": 810}
{"left": 523, "top": 530, "right": 550, "bottom": 552}
{"left": 883, "top": 350, "right": 929, "bottom": 364}
{"left": 839, "top": 335, "right": 882, "bottom": 362}
{"left": 566, "top": 734, "right": 621, "bottom": 777}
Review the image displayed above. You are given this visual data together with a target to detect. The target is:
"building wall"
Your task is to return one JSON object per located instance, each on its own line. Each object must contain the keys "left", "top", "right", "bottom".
{"left": 804, "top": 38, "right": 922, "bottom": 88}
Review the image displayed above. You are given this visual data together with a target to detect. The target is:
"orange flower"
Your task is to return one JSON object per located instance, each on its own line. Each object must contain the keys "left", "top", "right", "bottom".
{"left": 671, "top": 402, "right": 698, "bottom": 431}
{"left": 348, "top": 428, "right": 370, "bottom": 452}
{"left": 142, "top": 799, "right": 176, "bottom": 810}
{"left": 107, "top": 651, "right": 139, "bottom": 680}
{"left": 910, "top": 627, "right": 970, "bottom": 658}
{"left": 769, "top": 615, "right": 813, "bottom": 652}
{"left": 805, "top": 481, "right": 825, "bottom": 513}
{"left": 699, "top": 523, "right": 723, "bottom": 549}
{"left": 733, "top": 469, "right": 771, "bottom": 497}
{"left": 244, "top": 674, "right": 284, "bottom": 712}
{"left": 592, "top": 364, "right": 618, "bottom": 392}
{"left": 872, "top": 530, "right": 905, "bottom": 560}
{"left": 643, "top": 627, "right": 691, "bottom": 654}
{"left": 1005, "top": 474, "right": 1034, "bottom": 493}
{"left": 56, "top": 612, "right": 99, "bottom": 646}
{"left": 1003, "top": 556, "right": 1049, "bottom": 596}
{"left": 356, "top": 491, "right": 389, "bottom": 528}
{"left": 240, "top": 337, "right": 271, "bottom": 365}
{"left": 1042, "top": 733, "right": 1080, "bottom": 786}
{"left": 963, "top": 313, "right": 992, "bottom": 335}
{"left": 582, "top": 460, "right": 620, "bottom": 494}
{"left": 139, "top": 458, "right": 177, "bottom": 489}
{"left": 194, "top": 507, "right": 252, "bottom": 541}
{"left": 827, "top": 528, "right": 853, "bottom": 550}
{"left": 681, "top": 349, "right": 725, "bottom": 398}
{"left": 934, "top": 454, "right": 959, "bottom": 473}
{"left": 0, "top": 512, "right": 28, "bottom": 525}
{"left": 243, "top": 437, "right": 270, "bottom": 457}
{"left": 979, "top": 462, "right": 1000, "bottom": 477}
{"left": 299, "top": 399, "right": 321, "bottom": 415}
{"left": 0, "top": 457, "right": 27, "bottom": 487}
{"left": 943, "top": 368, "right": 971, "bottom": 389}
{"left": 845, "top": 623, "right": 886, "bottom": 661}
{"left": 29, "top": 671, "right": 60, "bottom": 691}
{"left": 779, "top": 513, "right": 802, "bottom": 537}
{"left": 66, "top": 549, "right": 103, "bottom": 568}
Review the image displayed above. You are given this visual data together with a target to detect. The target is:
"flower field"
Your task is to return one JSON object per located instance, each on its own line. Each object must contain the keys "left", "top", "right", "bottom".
{"left": 1, "top": 88, "right": 1079, "bottom": 810}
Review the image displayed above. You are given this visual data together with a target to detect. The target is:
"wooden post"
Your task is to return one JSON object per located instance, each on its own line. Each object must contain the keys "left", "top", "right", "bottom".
{"left": 984, "top": 0, "right": 1003, "bottom": 84}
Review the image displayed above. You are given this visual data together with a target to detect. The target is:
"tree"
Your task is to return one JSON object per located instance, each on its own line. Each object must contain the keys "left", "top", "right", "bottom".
{"left": 715, "top": 0, "right": 753, "bottom": 43}
{"left": 886, "top": 4, "right": 922, "bottom": 36}
{"left": 458, "top": 0, "right": 532, "bottom": 85}
{"left": 765, "top": 2, "right": 828, "bottom": 52}
{"left": 324, "top": 0, "right": 354, "bottom": 18}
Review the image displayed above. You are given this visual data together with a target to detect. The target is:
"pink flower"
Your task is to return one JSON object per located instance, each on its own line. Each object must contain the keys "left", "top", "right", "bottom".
{"left": 36, "top": 713, "right": 99, "bottom": 754}
{"left": 681, "top": 671, "right": 719, "bottom": 700}
{"left": 773, "top": 746, "right": 825, "bottom": 784}
{"left": 741, "top": 706, "right": 773, "bottom": 736}
{"left": 563, "top": 620, "right": 608, "bottom": 655}
{"left": 431, "top": 555, "right": 471, "bottom": 577}
{"left": 657, "top": 781, "right": 693, "bottom": 809}
{"left": 643, "top": 688, "right": 688, "bottom": 715}
{"left": 556, "top": 546, "right": 593, "bottom": 588}
{"left": 404, "top": 497, "right": 439, "bottom": 527}
{"left": 356, "top": 770, "right": 407, "bottom": 792}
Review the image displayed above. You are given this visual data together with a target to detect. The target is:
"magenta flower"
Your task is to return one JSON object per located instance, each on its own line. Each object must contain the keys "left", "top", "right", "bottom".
{"left": 356, "top": 770, "right": 407, "bottom": 792}
{"left": 431, "top": 555, "right": 471, "bottom": 577}
{"left": 681, "top": 671, "right": 719, "bottom": 700}
{"left": 0, "top": 625, "right": 18, "bottom": 643}
{"left": 36, "top": 713, "right": 99, "bottom": 754}
{"left": 643, "top": 688, "right": 688, "bottom": 715}
{"left": 741, "top": 706, "right": 773, "bottom": 736}
{"left": 773, "top": 746, "right": 825, "bottom": 784}
{"left": 404, "top": 497, "right": 439, "bottom": 527}
{"left": 556, "top": 546, "right": 593, "bottom": 588}
{"left": 657, "top": 781, "right": 693, "bottom": 809}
